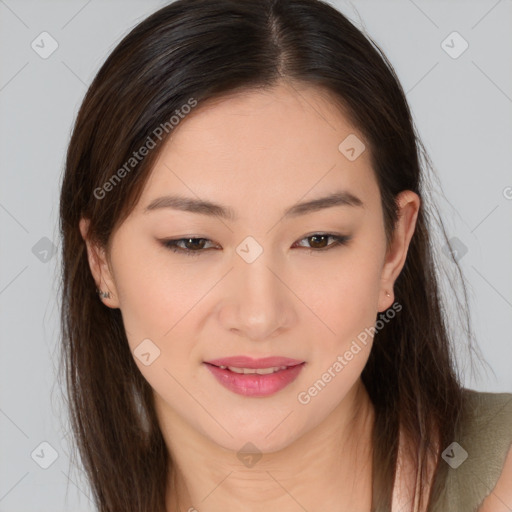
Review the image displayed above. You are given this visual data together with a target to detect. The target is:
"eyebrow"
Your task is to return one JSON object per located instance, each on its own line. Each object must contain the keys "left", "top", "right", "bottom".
{"left": 143, "top": 191, "right": 364, "bottom": 221}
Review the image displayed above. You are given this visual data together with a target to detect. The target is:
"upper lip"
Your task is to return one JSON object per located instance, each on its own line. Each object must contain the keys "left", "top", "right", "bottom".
{"left": 204, "top": 356, "right": 305, "bottom": 369}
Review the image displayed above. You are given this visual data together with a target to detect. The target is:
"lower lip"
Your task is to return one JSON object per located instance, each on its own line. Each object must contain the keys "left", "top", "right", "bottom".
{"left": 204, "top": 362, "right": 305, "bottom": 397}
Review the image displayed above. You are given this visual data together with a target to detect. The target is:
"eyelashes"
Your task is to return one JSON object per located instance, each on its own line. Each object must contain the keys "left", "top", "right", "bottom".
{"left": 162, "top": 237, "right": 215, "bottom": 255}
{"left": 160, "top": 233, "right": 352, "bottom": 257}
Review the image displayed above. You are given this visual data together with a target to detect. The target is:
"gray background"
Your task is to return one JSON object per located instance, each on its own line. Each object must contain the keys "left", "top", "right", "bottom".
{"left": 1, "top": 0, "right": 511, "bottom": 510}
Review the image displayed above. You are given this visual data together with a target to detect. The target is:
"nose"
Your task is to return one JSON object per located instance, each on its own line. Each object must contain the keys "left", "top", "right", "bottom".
{"left": 217, "top": 248, "right": 297, "bottom": 342}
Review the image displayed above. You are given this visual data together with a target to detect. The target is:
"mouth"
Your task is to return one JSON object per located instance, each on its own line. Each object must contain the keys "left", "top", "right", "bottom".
{"left": 203, "top": 360, "right": 306, "bottom": 397}
{"left": 205, "top": 363, "right": 299, "bottom": 375}
{"left": 204, "top": 355, "right": 305, "bottom": 369}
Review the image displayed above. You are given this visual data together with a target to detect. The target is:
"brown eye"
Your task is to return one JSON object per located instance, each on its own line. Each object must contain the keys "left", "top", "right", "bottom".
{"left": 293, "top": 233, "right": 351, "bottom": 252}
{"left": 161, "top": 233, "right": 350, "bottom": 258}
{"left": 161, "top": 237, "right": 216, "bottom": 256}
{"left": 182, "top": 238, "right": 207, "bottom": 250}
{"left": 307, "top": 234, "right": 330, "bottom": 249}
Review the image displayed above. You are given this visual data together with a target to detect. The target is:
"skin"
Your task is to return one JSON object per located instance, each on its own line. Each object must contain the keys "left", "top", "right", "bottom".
{"left": 80, "top": 80, "right": 422, "bottom": 511}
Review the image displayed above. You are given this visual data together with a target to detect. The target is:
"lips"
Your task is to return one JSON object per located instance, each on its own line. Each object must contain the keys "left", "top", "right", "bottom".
{"left": 203, "top": 356, "right": 306, "bottom": 397}
{"left": 204, "top": 356, "right": 304, "bottom": 369}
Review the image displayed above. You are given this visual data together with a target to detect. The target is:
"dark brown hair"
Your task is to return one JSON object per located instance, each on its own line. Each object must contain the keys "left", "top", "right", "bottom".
{"left": 58, "top": 0, "right": 479, "bottom": 510}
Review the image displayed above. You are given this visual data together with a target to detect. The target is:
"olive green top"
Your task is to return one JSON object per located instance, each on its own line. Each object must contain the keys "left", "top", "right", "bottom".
{"left": 429, "top": 388, "right": 512, "bottom": 512}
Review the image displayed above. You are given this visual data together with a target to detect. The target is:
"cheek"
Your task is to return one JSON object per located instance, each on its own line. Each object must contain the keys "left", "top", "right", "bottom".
{"left": 294, "top": 262, "right": 380, "bottom": 417}
{"left": 112, "top": 239, "right": 200, "bottom": 342}
{"left": 112, "top": 252, "right": 200, "bottom": 402}
{"left": 302, "top": 250, "right": 383, "bottom": 345}
{"left": 111, "top": 243, "right": 221, "bottom": 402}
{"left": 293, "top": 251, "right": 382, "bottom": 409}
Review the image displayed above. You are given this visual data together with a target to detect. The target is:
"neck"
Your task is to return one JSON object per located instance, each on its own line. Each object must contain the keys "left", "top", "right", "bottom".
{"left": 163, "top": 380, "right": 375, "bottom": 512}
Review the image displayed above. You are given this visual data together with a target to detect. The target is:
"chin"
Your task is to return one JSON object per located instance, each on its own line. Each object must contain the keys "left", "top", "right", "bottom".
{"left": 208, "top": 425, "right": 301, "bottom": 457}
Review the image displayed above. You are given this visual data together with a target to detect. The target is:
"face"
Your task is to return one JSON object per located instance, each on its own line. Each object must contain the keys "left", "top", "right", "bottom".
{"left": 81, "top": 81, "right": 419, "bottom": 454}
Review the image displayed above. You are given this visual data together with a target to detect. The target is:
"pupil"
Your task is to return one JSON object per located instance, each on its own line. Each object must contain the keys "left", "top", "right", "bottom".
{"left": 186, "top": 238, "right": 205, "bottom": 250}
{"left": 309, "top": 235, "right": 327, "bottom": 248}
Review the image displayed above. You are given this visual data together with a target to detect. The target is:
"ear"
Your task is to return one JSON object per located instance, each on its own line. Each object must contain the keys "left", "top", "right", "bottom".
{"left": 79, "top": 217, "right": 120, "bottom": 309}
{"left": 377, "top": 190, "right": 420, "bottom": 312}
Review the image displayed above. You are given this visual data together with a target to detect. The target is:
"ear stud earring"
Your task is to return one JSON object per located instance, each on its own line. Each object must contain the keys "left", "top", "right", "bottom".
{"left": 96, "top": 288, "right": 111, "bottom": 299}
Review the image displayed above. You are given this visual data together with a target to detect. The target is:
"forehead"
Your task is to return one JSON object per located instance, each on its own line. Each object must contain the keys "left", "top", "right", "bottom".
{"left": 136, "top": 82, "right": 378, "bottom": 219}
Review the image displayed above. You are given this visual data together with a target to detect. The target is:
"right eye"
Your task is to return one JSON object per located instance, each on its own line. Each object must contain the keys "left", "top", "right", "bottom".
{"left": 160, "top": 237, "right": 218, "bottom": 257}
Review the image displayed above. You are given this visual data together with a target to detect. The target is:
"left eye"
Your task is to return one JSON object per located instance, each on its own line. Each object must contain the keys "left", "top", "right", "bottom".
{"left": 292, "top": 234, "right": 351, "bottom": 251}
{"left": 161, "top": 233, "right": 351, "bottom": 257}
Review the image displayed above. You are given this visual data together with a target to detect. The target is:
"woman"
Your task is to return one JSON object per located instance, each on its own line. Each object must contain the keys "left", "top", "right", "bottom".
{"left": 58, "top": 0, "right": 512, "bottom": 510}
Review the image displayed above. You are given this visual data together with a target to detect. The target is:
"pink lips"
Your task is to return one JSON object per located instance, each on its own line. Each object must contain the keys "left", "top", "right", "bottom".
{"left": 203, "top": 356, "right": 306, "bottom": 397}
{"left": 204, "top": 356, "right": 304, "bottom": 369}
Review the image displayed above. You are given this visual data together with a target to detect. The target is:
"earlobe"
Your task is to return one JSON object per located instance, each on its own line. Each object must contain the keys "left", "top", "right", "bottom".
{"left": 378, "top": 288, "right": 394, "bottom": 313}
{"left": 79, "top": 217, "right": 120, "bottom": 308}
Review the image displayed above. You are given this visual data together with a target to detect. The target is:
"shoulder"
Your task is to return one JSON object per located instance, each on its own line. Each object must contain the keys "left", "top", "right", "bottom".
{"left": 478, "top": 443, "right": 512, "bottom": 511}
{"left": 429, "top": 388, "right": 512, "bottom": 512}
{"left": 463, "top": 389, "right": 512, "bottom": 512}
{"left": 451, "top": 388, "right": 512, "bottom": 512}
